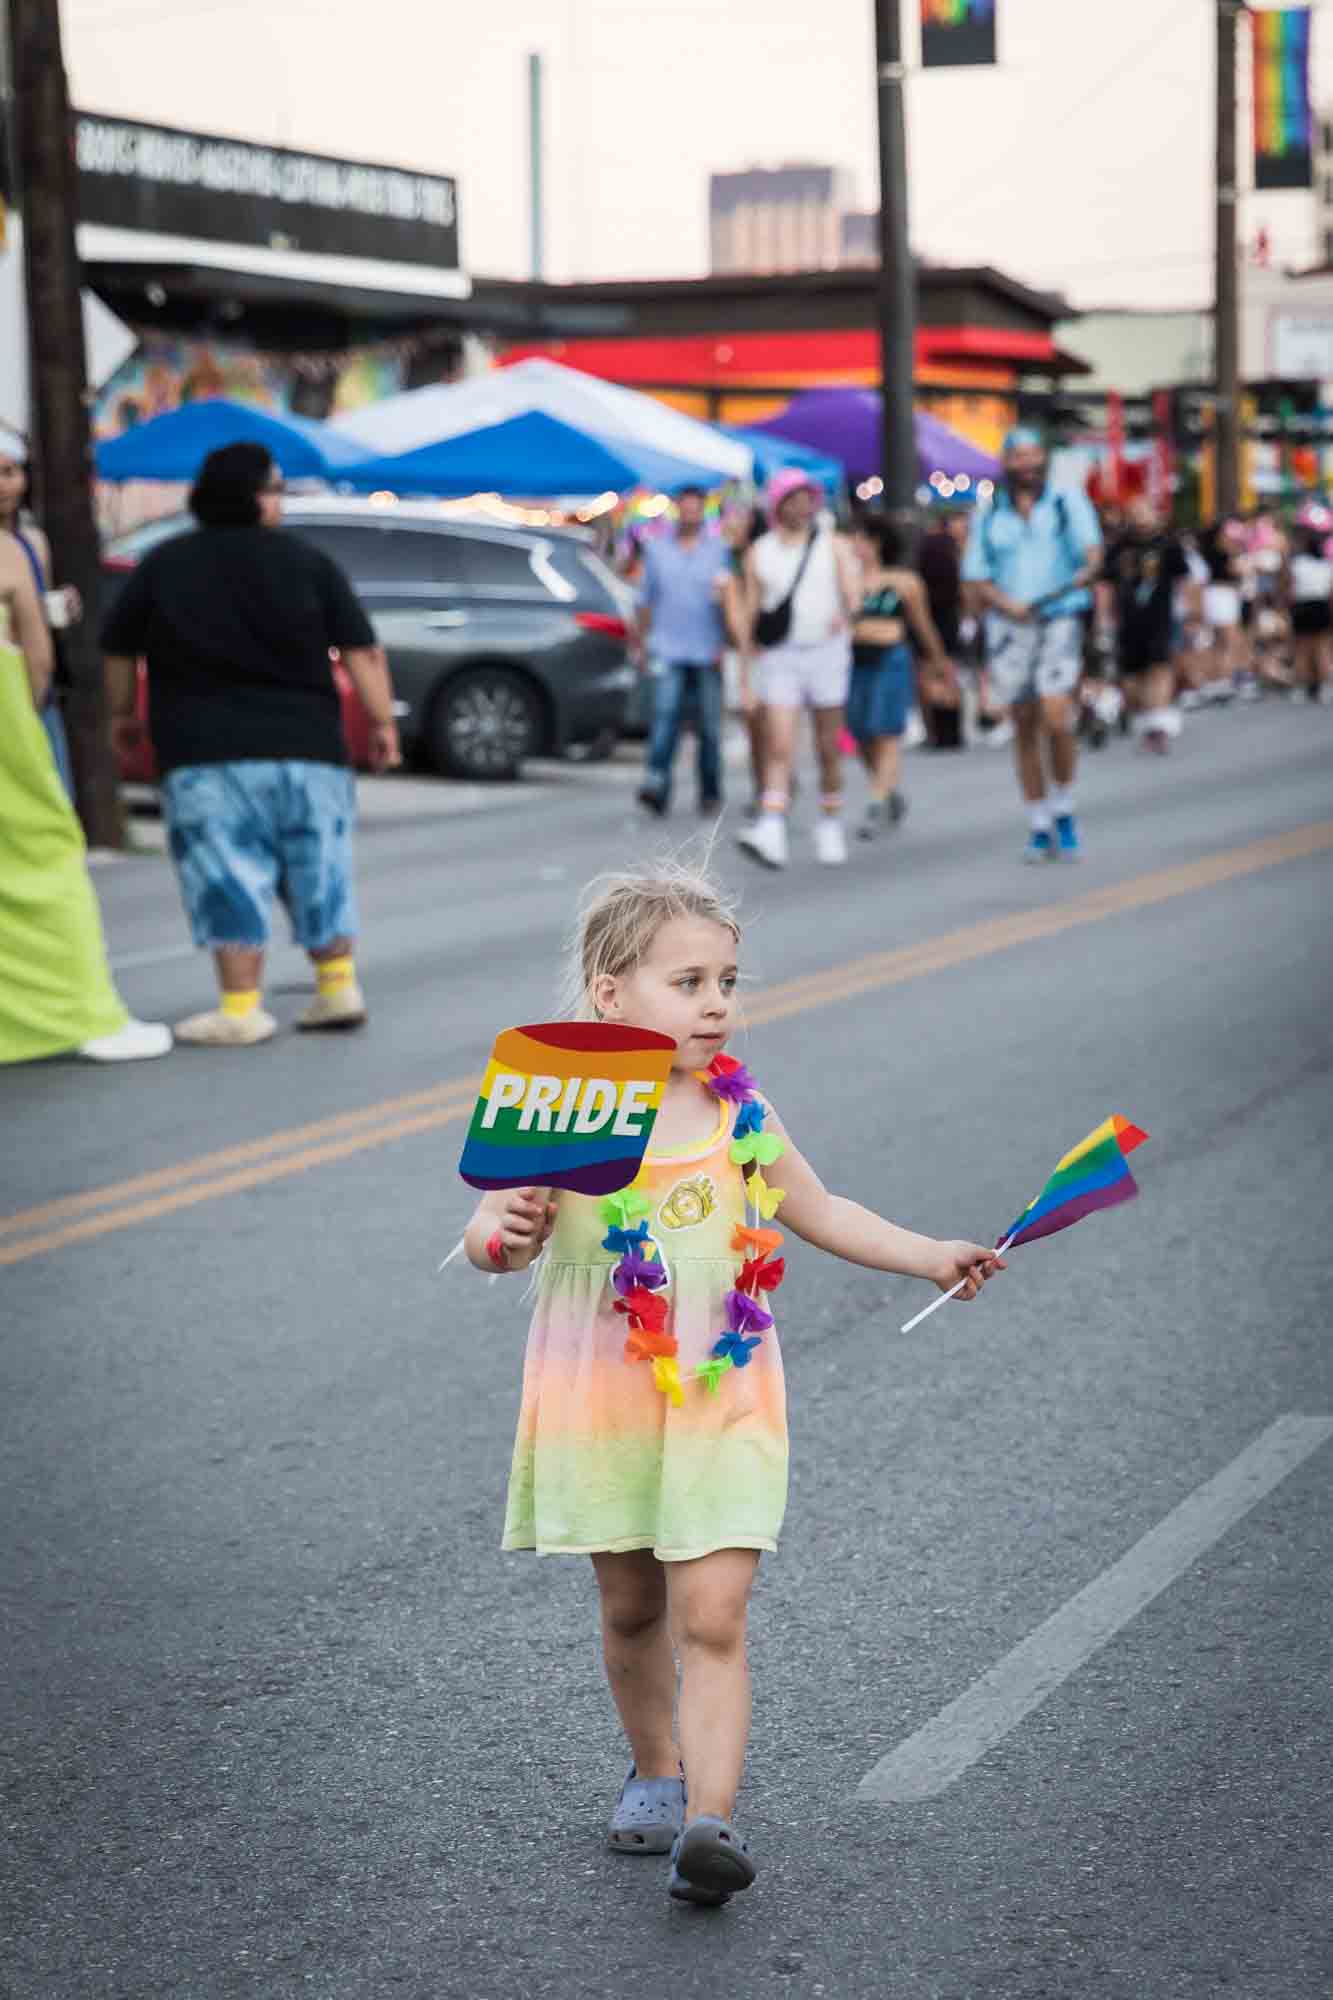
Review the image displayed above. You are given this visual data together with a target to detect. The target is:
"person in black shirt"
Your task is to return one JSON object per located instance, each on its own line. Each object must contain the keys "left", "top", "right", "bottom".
{"left": 102, "top": 442, "right": 400, "bottom": 1046}
{"left": 1102, "top": 497, "right": 1189, "bottom": 756}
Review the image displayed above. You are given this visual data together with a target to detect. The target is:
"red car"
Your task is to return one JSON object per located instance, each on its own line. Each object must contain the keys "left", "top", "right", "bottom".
{"left": 102, "top": 530, "right": 376, "bottom": 784}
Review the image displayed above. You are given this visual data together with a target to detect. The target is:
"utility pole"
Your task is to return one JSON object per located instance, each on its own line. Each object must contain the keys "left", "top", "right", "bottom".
{"left": 1214, "top": 0, "right": 1241, "bottom": 518}
{"left": 10, "top": 0, "right": 123, "bottom": 848}
{"left": 528, "top": 52, "right": 545, "bottom": 283}
{"left": 874, "top": 0, "right": 918, "bottom": 532}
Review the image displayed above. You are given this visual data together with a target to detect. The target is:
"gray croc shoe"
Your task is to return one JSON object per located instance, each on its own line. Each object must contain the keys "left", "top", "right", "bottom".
{"left": 667, "top": 1815, "right": 757, "bottom": 1907}
{"left": 608, "top": 1765, "right": 686, "bottom": 1855}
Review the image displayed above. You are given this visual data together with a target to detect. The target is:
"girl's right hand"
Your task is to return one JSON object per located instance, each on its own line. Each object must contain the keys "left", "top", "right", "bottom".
{"left": 498, "top": 1187, "right": 557, "bottom": 1264}
{"left": 931, "top": 1240, "right": 1006, "bottom": 1300}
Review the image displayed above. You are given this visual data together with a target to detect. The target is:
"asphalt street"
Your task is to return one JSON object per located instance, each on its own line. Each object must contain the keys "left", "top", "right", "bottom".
{"left": 3, "top": 701, "right": 1331, "bottom": 2000}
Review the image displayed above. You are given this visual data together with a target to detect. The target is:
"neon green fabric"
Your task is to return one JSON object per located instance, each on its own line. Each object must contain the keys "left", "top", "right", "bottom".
{"left": 0, "top": 634, "right": 128, "bottom": 1063}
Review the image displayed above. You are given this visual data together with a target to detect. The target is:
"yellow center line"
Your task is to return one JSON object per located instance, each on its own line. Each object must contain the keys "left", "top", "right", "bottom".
{"left": 3, "top": 820, "right": 1329, "bottom": 1270}
{"left": 0, "top": 1080, "right": 477, "bottom": 1239}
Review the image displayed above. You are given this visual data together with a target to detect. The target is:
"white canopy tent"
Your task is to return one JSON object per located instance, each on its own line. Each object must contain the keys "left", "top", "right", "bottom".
{"left": 330, "top": 357, "right": 752, "bottom": 483}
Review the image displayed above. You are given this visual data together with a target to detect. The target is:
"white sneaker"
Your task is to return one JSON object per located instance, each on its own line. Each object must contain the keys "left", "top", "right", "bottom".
{"left": 78, "top": 1017, "right": 173, "bottom": 1062}
{"left": 736, "top": 814, "right": 788, "bottom": 869}
{"left": 174, "top": 1005, "right": 278, "bottom": 1047}
{"left": 983, "top": 719, "right": 1015, "bottom": 748}
{"left": 813, "top": 816, "right": 848, "bottom": 866}
{"left": 298, "top": 982, "right": 368, "bottom": 1032}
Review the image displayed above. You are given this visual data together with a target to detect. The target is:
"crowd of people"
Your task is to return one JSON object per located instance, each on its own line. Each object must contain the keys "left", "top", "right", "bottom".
{"left": 626, "top": 429, "right": 1333, "bottom": 869}
{"left": 4, "top": 422, "right": 1331, "bottom": 1067}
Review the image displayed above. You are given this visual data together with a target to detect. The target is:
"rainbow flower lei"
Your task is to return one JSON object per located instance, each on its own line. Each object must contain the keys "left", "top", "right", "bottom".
{"left": 598, "top": 1052, "right": 787, "bottom": 1405}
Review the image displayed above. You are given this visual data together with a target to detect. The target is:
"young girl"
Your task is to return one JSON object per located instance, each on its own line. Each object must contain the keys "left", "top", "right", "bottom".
{"left": 464, "top": 867, "right": 1003, "bottom": 1909}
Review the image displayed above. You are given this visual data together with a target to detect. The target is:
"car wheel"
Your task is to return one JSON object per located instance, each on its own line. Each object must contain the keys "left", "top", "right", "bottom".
{"left": 427, "top": 667, "right": 543, "bottom": 780}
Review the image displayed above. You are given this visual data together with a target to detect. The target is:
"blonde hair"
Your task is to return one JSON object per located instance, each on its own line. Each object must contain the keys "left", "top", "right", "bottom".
{"left": 563, "top": 862, "right": 741, "bottom": 1019}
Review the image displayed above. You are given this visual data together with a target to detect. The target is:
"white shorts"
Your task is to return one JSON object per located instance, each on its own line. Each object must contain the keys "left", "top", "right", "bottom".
{"left": 985, "top": 615, "right": 1084, "bottom": 706}
{"left": 1203, "top": 583, "right": 1241, "bottom": 630}
{"left": 753, "top": 636, "right": 852, "bottom": 710}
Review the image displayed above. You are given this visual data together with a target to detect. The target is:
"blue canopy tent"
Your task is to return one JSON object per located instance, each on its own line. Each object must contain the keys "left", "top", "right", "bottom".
{"left": 95, "top": 398, "right": 373, "bottom": 483}
{"left": 716, "top": 424, "right": 844, "bottom": 498}
{"left": 344, "top": 409, "right": 725, "bottom": 497}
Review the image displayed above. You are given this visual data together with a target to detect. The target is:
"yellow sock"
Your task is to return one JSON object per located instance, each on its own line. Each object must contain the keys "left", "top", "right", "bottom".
{"left": 316, "top": 954, "right": 356, "bottom": 997}
{"left": 220, "top": 989, "right": 260, "bottom": 1020}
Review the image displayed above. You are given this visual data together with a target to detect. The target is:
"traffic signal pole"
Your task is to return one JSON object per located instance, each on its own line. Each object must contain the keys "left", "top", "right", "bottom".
{"left": 874, "top": 0, "right": 918, "bottom": 534}
{"left": 10, "top": 0, "right": 123, "bottom": 847}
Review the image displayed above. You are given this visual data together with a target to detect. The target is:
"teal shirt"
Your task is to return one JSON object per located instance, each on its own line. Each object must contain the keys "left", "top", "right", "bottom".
{"left": 962, "top": 485, "right": 1101, "bottom": 620}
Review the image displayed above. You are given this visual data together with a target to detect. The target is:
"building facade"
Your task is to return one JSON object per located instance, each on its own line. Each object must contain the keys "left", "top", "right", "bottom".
{"left": 484, "top": 265, "right": 1087, "bottom": 455}
{"left": 708, "top": 165, "right": 854, "bottom": 275}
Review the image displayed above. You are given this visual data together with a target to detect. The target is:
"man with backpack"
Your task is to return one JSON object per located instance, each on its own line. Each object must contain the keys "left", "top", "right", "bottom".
{"left": 962, "top": 429, "right": 1102, "bottom": 861}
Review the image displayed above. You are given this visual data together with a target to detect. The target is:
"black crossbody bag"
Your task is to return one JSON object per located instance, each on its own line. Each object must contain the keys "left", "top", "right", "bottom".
{"left": 754, "top": 531, "right": 817, "bottom": 648}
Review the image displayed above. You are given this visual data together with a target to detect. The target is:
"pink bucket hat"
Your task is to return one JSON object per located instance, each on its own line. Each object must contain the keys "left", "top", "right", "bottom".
{"left": 766, "top": 467, "right": 822, "bottom": 521}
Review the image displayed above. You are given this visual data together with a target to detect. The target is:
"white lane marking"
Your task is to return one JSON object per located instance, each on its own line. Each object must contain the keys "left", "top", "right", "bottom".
{"left": 858, "top": 1414, "right": 1333, "bottom": 1803}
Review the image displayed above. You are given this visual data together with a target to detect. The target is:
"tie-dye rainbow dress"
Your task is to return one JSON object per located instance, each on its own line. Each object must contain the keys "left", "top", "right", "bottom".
{"left": 502, "top": 1093, "right": 789, "bottom": 1561}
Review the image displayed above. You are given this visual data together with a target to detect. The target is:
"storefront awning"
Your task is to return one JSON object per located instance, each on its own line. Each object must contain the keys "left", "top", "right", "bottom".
{"left": 77, "top": 224, "right": 471, "bottom": 322}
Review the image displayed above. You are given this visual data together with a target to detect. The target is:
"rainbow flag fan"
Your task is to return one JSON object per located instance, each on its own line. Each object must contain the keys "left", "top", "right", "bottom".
{"left": 900, "top": 1115, "right": 1149, "bottom": 1333}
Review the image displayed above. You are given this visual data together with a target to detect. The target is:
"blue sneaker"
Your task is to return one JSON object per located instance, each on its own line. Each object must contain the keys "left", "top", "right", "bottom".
{"left": 1023, "top": 829, "right": 1055, "bottom": 864}
{"left": 1055, "top": 813, "right": 1081, "bottom": 860}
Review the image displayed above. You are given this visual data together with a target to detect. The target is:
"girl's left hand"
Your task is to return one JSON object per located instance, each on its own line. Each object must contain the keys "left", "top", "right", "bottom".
{"left": 933, "top": 1241, "right": 1007, "bottom": 1300}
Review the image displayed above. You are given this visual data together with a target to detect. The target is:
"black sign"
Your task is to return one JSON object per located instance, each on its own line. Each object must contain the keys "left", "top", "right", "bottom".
{"left": 76, "top": 114, "right": 460, "bottom": 270}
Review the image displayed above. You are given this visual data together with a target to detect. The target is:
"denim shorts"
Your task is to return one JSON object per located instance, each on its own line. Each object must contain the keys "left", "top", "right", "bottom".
{"left": 847, "top": 642, "right": 914, "bottom": 741}
{"left": 161, "top": 760, "right": 358, "bottom": 951}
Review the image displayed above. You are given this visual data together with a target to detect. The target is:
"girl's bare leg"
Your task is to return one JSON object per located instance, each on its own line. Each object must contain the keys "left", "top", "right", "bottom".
{"left": 667, "top": 1548, "right": 759, "bottom": 1822}
{"left": 591, "top": 1550, "right": 679, "bottom": 1778}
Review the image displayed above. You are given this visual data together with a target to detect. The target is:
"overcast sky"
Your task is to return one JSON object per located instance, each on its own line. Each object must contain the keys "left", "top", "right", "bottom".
{"left": 63, "top": 0, "right": 1333, "bottom": 308}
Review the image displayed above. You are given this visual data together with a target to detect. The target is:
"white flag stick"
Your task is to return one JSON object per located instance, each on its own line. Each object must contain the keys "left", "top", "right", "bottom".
{"left": 899, "top": 1234, "right": 1016, "bottom": 1335}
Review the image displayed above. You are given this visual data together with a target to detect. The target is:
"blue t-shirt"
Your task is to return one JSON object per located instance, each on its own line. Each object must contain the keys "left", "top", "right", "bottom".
{"left": 962, "top": 485, "right": 1101, "bottom": 620}
{"left": 639, "top": 531, "right": 729, "bottom": 664}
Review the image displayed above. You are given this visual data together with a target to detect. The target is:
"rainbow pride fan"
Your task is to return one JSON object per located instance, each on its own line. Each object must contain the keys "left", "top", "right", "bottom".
{"left": 901, "top": 1115, "right": 1149, "bottom": 1333}
{"left": 458, "top": 1022, "right": 677, "bottom": 1196}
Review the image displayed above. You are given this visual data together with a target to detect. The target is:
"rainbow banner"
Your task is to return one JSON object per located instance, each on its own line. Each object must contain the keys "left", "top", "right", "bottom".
{"left": 1003, "top": 1115, "right": 1149, "bottom": 1250}
{"left": 921, "top": 0, "right": 996, "bottom": 69}
{"left": 458, "top": 1022, "right": 677, "bottom": 1196}
{"left": 1252, "top": 7, "right": 1313, "bottom": 191}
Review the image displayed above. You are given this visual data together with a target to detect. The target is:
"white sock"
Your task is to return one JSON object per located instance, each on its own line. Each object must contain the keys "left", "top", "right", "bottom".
{"left": 1027, "top": 801, "right": 1053, "bottom": 833}
{"left": 1048, "top": 786, "right": 1075, "bottom": 817}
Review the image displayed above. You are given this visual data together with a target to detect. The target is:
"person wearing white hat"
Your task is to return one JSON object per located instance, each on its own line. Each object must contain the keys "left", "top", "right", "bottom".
{"left": 736, "top": 471, "right": 861, "bottom": 869}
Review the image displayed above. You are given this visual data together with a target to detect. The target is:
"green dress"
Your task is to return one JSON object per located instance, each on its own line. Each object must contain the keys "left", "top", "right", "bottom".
{"left": 502, "top": 1096, "right": 790, "bottom": 1561}
{"left": 0, "top": 619, "right": 128, "bottom": 1063}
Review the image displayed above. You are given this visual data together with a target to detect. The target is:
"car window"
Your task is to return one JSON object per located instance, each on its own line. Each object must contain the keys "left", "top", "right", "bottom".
{"left": 542, "top": 540, "right": 619, "bottom": 611}
{"left": 454, "top": 536, "right": 546, "bottom": 595}
{"left": 286, "top": 522, "right": 467, "bottom": 588}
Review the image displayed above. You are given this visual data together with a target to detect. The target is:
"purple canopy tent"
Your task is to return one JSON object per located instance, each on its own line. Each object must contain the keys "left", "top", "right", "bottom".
{"left": 751, "top": 389, "right": 1000, "bottom": 488}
